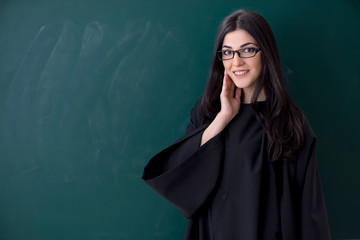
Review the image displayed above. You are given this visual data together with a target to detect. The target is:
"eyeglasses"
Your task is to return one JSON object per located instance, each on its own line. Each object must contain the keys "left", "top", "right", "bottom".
{"left": 217, "top": 47, "right": 262, "bottom": 60}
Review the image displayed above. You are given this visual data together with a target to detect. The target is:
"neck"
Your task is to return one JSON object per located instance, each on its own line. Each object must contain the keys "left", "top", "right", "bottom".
{"left": 242, "top": 87, "right": 266, "bottom": 103}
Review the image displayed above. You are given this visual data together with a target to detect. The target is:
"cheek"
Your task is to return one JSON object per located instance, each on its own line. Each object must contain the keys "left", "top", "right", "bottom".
{"left": 223, "top": 61, "right": 231, "bottom": 72}
{"left": 251, "top": 58, "right": 262, "bottom": 74}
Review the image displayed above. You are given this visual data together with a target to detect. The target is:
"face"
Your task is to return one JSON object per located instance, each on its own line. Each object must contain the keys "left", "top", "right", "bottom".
{"left": 221, "top": 29, "right": 262, "bottom": 99}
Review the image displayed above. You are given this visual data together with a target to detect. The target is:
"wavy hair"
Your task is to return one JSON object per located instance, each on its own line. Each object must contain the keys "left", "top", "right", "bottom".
{"left": 200, "top": 9, "right": 305, "bottom": 162}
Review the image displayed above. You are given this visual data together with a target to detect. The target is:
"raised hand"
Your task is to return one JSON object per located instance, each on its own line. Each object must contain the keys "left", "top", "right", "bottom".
{"left": 219, "top": 71, "right": 241, "bottom": 121}
{"left": 200, "top": 71, "right": 242, "bottom": 146}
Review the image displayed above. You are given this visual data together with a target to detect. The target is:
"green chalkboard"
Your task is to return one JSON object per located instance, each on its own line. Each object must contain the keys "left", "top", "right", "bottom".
{"left": 0, "top": 0, "right": 359, "bottom": 239}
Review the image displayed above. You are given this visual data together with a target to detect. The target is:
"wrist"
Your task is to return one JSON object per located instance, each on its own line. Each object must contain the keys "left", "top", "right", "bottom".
{"left": 216, "top": 111, "right": 234, "bottom": 125}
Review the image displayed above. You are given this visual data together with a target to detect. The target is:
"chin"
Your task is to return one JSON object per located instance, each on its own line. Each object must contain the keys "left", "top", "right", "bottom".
{"left": 232, "top": 79, "right": 256, "bottom": 90}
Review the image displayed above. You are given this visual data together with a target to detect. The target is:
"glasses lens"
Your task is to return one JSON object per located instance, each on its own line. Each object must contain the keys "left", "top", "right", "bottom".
{"left": 220, "top": 50, "right": 233, "bottom": 60}
{"left": 240, "top": 48, "right": 257, "bottom": 58}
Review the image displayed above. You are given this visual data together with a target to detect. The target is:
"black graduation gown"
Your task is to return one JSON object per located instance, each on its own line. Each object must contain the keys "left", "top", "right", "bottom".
{"left": 142, "top": 100, "right": 331, "bottom": 240}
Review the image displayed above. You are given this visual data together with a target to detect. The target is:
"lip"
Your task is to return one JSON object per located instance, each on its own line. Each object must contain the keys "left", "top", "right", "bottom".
{"left": 232, "top": 69, "right": 250, "bottom": 78}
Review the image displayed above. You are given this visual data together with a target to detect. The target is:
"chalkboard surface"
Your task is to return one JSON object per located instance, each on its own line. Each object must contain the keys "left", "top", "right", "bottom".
{"left": 0, "top": 0, "right": 359, "bottom": 239}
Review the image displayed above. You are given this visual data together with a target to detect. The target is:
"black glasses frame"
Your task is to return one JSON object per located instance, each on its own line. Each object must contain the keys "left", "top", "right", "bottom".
{"left": 217, "top": 48, "right": 262, "bottom": 60}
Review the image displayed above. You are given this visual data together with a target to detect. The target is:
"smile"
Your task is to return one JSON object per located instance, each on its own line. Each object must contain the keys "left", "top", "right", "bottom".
{"left": 233, "top": 70, "right": 249, "bottom": 76}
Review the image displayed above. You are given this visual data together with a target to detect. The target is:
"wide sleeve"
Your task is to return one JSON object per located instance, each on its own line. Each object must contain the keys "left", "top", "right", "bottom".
{"left": 142, "top": 99, "right": 226, "bottom": 218}
{"left": 297, "top": 122, "right": 332, "bottom": 239}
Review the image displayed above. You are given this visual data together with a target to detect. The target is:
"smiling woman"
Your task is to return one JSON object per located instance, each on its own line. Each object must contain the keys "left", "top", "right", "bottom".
{"left": 142, "top": 9, "right": 331, "bottom": 240}
{"left": 221, "top": 29, "right": 264, "bottom": 103}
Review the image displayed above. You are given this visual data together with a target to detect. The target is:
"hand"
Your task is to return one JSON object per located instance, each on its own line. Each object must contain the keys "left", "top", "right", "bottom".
{"left": 219, "top": 71, "right": 241, "bottom": 121}
{"left": 200, "top": 71, "right": 241, "bottom": 146}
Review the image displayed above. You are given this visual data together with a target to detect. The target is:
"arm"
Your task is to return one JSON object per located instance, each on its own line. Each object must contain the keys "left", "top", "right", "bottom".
{"left": 200, "top": 71, "right": 241, "bottom": 146}
{"left": 142, "top": 72, "right": 243, "bottom": 218}
{"left": 142, "top": 101, "right": 223, "bottom": 218}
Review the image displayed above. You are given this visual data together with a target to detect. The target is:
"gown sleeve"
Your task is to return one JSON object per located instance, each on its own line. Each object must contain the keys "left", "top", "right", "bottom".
{"left": 142, "top": 99, "right": 226, "bottom": 218}
{"left": 297, "top": 121, "right": 332, "bottom": 239}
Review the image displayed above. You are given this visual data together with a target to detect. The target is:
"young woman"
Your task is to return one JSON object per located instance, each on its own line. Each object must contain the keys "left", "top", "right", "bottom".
{"left": 142, "top": 9, "right": 331, "bottom": 240}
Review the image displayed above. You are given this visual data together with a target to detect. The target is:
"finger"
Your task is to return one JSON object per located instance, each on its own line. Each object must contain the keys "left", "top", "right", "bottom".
{"left": 220, "top": 73, "right": 227, "bottom": 99}
{"left": 229, "top": 75, "right": 235, "bottom": 96}
{"left": 222, "top": 71, "right": 229, "bottom": 91}
{"left": 224, "top": 71, "right": 235, "bottom": 98}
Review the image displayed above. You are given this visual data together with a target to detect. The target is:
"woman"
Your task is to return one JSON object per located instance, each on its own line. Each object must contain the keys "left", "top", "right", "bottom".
{"left": 142, "top": 9, "right": 331, "bottom": 240}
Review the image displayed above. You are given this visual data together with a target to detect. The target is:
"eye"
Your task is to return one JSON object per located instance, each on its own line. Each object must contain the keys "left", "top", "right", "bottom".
{"left": 242, "top": 47, "right": 256, "bottom": 53}
{"left": 223, "top": 50, "right": 232, "bottom": 56}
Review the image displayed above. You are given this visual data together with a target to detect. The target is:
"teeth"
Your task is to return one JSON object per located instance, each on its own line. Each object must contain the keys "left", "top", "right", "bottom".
{"left": 234, "top": 70, "right": 248, "bottom": 76}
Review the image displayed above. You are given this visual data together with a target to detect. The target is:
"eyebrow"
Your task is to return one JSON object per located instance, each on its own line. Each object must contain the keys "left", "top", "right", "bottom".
{"left": 222, "top": 42, "right": 258, "bottom": 49}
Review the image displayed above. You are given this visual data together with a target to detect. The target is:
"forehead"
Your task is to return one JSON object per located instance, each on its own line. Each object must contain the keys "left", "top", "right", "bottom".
{"left": 222, "top": 29, "right": 258, "bottom": 47}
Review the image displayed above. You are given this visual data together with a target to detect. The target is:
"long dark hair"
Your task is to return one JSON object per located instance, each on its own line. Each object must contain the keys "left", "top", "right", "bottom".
{"left": 200, "top": 9, "right": 305, "bottom": 162}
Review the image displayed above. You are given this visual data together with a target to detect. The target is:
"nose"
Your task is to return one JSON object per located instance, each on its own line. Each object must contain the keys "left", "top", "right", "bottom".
{"left": 232, "top": 52, "right": 245, "bottom": 66}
